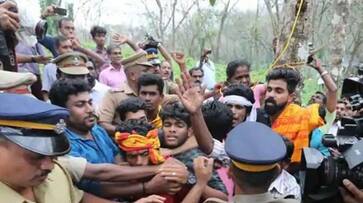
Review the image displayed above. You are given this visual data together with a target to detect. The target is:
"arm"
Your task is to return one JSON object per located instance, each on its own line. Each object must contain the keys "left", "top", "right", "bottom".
{"left": 112, "top": 33, "right": 141, "bottom": 52}
{"left": 71, "top": 38, "right": 105, "bottom": 64}
{"left": 309, "top": 55, "right": 337, "bottom": 113}
{"left": 175, "top": 71, "right": 215, "bottom": 154}
{"left": 202, "top": 186, "right": 228, "bottom": 200}
{"left": 158, "top": 43, "right": 172, "bottom": 65}
{"left": 99, "top": 172, "right": 183, "bottom": 199}
{"left": 190, "top": 110, "right": 214, "bottom": 154}
{"left": 16, "top": 54, "right": 50, "bottom": 64}
{"left": 84, "top": 163, "right": 159, "bottom": 182}
{"left": 171, "top": 52, "right": 188, "bottom": 75}
{"left": 181, "top": 156, "right": 215, "bottom": 203}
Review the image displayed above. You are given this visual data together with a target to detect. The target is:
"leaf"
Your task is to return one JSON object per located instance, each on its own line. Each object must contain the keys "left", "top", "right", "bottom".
{"left": 209, "top": 0, "right": 216, "bottom": 6}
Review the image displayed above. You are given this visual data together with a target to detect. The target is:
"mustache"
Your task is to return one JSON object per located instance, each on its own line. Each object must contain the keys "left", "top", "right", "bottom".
{"left": 265, "top": 97, "right": 276, "bottom": 105}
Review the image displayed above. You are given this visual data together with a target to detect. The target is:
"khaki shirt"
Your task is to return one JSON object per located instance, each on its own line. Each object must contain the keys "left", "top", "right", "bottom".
{"left": 97, "top": 81, "right": 180, "bottom": 125}
{"left": 58, "top": 156, "right": 88, "bottom": 183}
{"left": 98, "top": 82, "right": 137, "bottom": 124}
{"left": 204, "top": 193, "right": 300, "bottom": 203}
{"left": 0, "top": 162, "right": 84, "bottom": 203}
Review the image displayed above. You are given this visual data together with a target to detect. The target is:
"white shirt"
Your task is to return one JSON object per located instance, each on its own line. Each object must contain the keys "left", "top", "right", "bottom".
{"left": 91, "top": 80, "right": 110, "bottom": 111}
{"left": 328, "top": 121, "right": 341, "bottom": 136}
{"left": 269, "top": 170, "right": 301, "bottom": 200}
{"left": 196, "top": 60, "right": 216, "bottom": 89}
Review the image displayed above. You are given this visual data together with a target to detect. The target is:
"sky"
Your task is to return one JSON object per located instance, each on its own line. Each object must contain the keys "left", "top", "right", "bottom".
{"left": 71, "top": 0, "right": 258, "bottom": 28}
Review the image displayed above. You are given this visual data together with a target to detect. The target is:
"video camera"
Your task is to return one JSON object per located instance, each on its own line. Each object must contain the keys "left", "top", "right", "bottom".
{"left": 143, "top": 33, "right": 159, "bottom": 50}
{"left": 301, "top": 78, "right": 363, "bottom": 203}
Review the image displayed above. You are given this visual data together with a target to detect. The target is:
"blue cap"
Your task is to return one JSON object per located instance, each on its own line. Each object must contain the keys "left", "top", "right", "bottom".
{"left": 225, "top": 122, "right": 286, "bottom": 172}
{"left": 0, "top": 93, "right": 70, "bottom": 156}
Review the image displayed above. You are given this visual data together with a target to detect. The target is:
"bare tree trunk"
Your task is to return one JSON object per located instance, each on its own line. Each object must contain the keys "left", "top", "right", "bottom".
{"left": 215, "top": 0, "right": 237, "bottom": 61}
{"left": 171, "top": 0, "right": 177, "bottom": 50}
{"left": 329, "top": 0, "right": 350, "bottom": 87}
{"left": 278, "top": 0, "right": 311, "bottom": 64}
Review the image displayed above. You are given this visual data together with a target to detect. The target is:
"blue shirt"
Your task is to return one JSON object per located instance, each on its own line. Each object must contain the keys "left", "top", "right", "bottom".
{"left": 65, "top": 124, "right": 120, "bottom": 195}
{"left": 310, "top": 128, "right": 330, "bottom": 157}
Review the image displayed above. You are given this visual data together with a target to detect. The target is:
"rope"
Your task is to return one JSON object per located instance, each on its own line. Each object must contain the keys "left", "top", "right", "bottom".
{"left": 268, "top": 0, "right": 305, "bottom": 71}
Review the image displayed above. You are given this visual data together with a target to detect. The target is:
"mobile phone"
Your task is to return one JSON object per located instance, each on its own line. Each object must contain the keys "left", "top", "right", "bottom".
{"left": 54, "top": 7, "right": 67, "bottom": 16}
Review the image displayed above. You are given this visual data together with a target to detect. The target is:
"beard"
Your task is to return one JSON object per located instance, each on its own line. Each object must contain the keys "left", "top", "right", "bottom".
{"left": 264, "top": 97, "right": 288, "bottom": 116}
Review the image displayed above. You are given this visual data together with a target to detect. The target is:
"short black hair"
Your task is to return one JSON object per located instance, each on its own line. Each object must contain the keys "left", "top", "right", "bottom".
{"left": 226, "top": 59, "right": 250, "bottom": 81}
{"left": 58, "top": 17, "right": 73, "bottom": 28}
{"left": 266, "top": 68, "right": 301, "bottom": 94}
{"left": 315, "top": 91, "right": 327, "bottom": 104}
{"left": 160, "top": 103, "right": 191, "bottom": 127}
{"left": 138, "top": 74, "right": 164, "bottom": 95}
{"left": 54, "top": 35, "right": 69, "bottom": 49}
{"left": 106, "top": 44, "right": 121, "bottom": 55}
{"left": 116, "top": 119, "right": 153, "bottom": 136}
{"left": 231, "top": 164, "right": 279, "bottom": 191}
{"left": 189, "top": 67, "right": 204, "bottom": 76}
{"left": 223, "top": 84, "right": 255, "bottom": 114}
{"left": 116, "top": 97, "right": 146, "bottom": 121}
{"left": 90, "top": 25, "right": 107, "bottom": 38}
{"left": 49, "top": 79, "right": 91, "bottom": 107}
{"left": 202, "top": 101, "right": 233, "bottom": 142}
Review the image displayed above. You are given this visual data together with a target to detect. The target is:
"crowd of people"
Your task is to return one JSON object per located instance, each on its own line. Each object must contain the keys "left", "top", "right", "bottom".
{"left": 0, "top": 2, "right": 363, "bottom": 203}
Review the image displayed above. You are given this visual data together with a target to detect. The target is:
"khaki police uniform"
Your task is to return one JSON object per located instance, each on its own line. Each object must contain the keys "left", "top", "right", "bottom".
{"left": 0, "top": 93, "right": 85, "bottom": 203}
{"left": 97, "top": 51, "right": 179, "bottom": 125}
{"left": 52, "top": 51, "right": 89, "bottom": 75}
{"left": 204, "top": 122, "right": 301, "bottom": 203}
{"left": 0, "top": 162, "right": 84, "bottom": 203}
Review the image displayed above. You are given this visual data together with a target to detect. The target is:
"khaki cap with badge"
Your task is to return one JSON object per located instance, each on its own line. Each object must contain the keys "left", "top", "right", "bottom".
{"left": 0, "top": 70, "right": 37, "bottom": 90}
{"left": 121, "top": 51, "right": 153, "bottom": 70}
{"left": 52, "top": 51, "right": 90, "bottom": 75}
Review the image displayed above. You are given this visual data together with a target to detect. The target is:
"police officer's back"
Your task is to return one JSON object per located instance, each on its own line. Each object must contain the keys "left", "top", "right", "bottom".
{"left": 205, "top": 122, "right": 300, "bottom": 203}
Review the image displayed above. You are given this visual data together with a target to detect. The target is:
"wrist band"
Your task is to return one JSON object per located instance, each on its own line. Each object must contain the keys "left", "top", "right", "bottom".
{"left": 320, "top": 70, "right": 329, "bottom": 77}
{"left": 31, "top": 57, "right": 36, "bottom": 63}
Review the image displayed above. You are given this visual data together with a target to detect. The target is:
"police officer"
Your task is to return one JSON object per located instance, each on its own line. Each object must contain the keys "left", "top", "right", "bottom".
{"left": 205, "top": 122, "right": 300, "bottom": 203}
{"left": 0, "top": 93, "right": 115, "bottom": 202}
{"left": 53, "top": 51, "right": 90, "bottom": 80}
{"left": 97, "top": 51, "right": 154, "bottom": 134}
{"left": 0, "top": 70, "right": 37, "bottom": 97}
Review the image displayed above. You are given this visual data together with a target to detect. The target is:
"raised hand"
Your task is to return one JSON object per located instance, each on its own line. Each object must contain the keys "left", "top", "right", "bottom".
{"left": 41, "top": 5, "right": 55, "bottom": 18}
{"left": 171, "top": 52, "right": 186, "bottom": 66}
{"left": 112, "top": 33, "right": 129, "bottom": 45}
{"left": 176, "top": 72, "right": 205, "bottom": 114}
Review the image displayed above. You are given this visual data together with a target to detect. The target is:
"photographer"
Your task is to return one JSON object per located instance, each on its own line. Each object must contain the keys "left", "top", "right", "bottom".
{"left": 196, "top": 48, "right": 216, "bottom": 90}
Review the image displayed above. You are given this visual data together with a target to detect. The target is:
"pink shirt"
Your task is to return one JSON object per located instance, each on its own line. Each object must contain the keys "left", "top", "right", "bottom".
{"left": 99, "top": 64, "right": 127, "bottom": 88}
